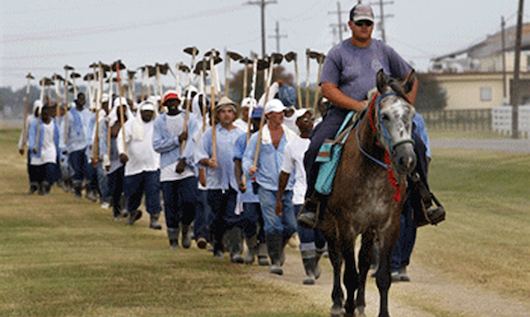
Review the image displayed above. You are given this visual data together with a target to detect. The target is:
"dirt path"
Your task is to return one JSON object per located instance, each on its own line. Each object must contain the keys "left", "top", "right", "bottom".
{"left": 252, "top": 248, "right": 530, "bottom": 317}
{"left": 431, "top": 138, "right": 530, "bottom": 153}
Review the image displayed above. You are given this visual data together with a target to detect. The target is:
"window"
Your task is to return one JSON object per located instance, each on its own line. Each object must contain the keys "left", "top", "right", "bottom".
{"left": 480, "top": 87, "right": 492, "bottom": 102}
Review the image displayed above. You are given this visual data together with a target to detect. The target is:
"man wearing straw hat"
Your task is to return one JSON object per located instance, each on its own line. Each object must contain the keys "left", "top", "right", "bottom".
{"left": 117, "top": 100, "right": 161, "bottom": 229}
{"left": 197, "top": 96, "right": 245, "bottom": 261}
{"left": 153, "top": 90, "right": 199, "bottom": 250}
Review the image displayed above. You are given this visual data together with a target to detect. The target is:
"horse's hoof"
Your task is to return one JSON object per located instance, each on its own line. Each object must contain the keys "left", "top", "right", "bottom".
{"left": 354, "top": 306, "right": 367, "bottom": 317}
{"left": 330, "top": 305, "right": 344, "bottom": 317}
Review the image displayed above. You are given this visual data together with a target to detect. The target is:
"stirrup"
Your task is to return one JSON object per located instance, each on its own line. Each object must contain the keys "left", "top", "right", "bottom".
{"left": 297, "top": 197, "right": 321, "bottom": 228}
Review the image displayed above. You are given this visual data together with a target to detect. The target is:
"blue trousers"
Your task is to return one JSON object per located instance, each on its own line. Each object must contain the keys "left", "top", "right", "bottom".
{"left": 31, "top": 163, "right": 58, "bottom": 185}
{"left": 68, "top": 149, "right": 88, "bottom": 186}
{"left": 241, "top": 202, "right": 265, "bottom": 243}
{"left": 161, "top": 176, "right": 197, "bottom": 230}
{"left": 107, "top": 166, "right": 124, "bottom": 215}
{"left": 207, "top": 187, "right": 240, "bottom": 250}
{"left": 86, "top": 160, "right": 98, "bottom": 191}
{"left": 391, "top": 200, "right": 417, "bottom": 271}
{"left": 257, "top": 186, "right": 297, "bottom": 239}
{"left": 194, "top": 189, "right": 213, "bottom": 240}
{"left": 293, "top": 204, "right": 327, "bottom": 252}
{"left": 304, "top": 107, "right": 348, "bottom": 199}
{"left": 124, "top": 170, "right": 161, "bottom": 215}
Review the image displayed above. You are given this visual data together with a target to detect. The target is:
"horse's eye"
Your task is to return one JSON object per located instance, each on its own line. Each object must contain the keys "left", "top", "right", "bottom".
{"left": 381, "top": 114, "right": 390, "bottom": 121}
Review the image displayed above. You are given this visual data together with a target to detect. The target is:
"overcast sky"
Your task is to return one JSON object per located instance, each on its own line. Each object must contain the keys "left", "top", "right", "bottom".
{"left": 1, "top": 0, "right": 529, "bottom": 88}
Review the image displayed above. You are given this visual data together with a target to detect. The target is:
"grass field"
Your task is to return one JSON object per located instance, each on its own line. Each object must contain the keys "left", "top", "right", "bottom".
{"left": 0, "top": 129, "right": 528, "bottom": 317}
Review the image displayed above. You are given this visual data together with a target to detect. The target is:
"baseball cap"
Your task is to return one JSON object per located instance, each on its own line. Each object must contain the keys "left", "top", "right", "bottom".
{"left": 264, "top": 99, "right": 286, "bottom": 114}
{"left": 350, "top": 4, "right": 374, "bottom": 23}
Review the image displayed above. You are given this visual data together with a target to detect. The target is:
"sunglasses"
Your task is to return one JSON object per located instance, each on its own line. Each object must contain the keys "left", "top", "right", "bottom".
{"left": 354, "top": 20, "right": 373, "bottom": 27}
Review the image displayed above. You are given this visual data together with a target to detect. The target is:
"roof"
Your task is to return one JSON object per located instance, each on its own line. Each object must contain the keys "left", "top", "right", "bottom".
{"left": 433, "top": 22, "right": 530, "bottom": 62}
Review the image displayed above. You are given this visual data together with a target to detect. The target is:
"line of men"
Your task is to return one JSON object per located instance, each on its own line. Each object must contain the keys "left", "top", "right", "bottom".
{"left": 18, "top": 84, "right": 329, "bottom": 284}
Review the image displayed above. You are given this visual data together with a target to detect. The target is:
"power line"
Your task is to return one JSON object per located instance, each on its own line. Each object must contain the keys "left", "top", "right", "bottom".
{"left": 369, "top": 0, "right": 394, "bottom": 43}
{"left": 268, "top": 21, "right": 287, "bottom": 52}
{"left": 245, "top": 0, "right": 278, "bottom": 57}
{"left": 328, "top": 1, "right": 349, "bottom": 44}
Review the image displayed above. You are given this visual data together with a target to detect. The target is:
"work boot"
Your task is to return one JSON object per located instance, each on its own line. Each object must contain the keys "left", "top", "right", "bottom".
{"left": 399, "top": 266, "right": 411, "bottom": 282}
{"left": 149, "top": 213, "right": 162, "bottom": 230}
{"left": 28, "top": 182, "right": 39, "bottom": 195}
{"left": 127, "top": 209, "right": 143, "bottom": 225}
{"left": 297, "top": 196, "right": 321, "bottom": 228}
{"left": 225, "top": 227, "right": 244, "bottom": 264}
{"left": 181, "top": 224, "right": 192, "bottom": 249}
{"left": 257, "top": 242, "right": 270, "bottom": 266}
{"left": 86, "top": 189, "right": 98, "bottom": 202}
{"left": 244, "top": 235, "right": 259, "bottom": 265}
{"left": 37, "top": 183, "right": 45, "bottom": 195}
{"left": 314, "top": 248, "right": 325, "bottom": 280}
{"left": 266, "top": 234, "right": 284, "bottom": 275}
{"left": 167, "top": 227, "right": 179, "bottom": 250}
{"left": 73, "top": 182, "right": 83, "bottom": 198}
{"left": 42, "top": 182, "right": 51, "bottom": 195}
{"left": 302, "top": 257, "right": 317, "bottom": 285}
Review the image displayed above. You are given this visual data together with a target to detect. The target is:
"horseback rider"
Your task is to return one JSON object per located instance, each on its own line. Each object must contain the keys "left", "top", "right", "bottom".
{"left": 297, "top": 3, "right": 419, "bottom": 227}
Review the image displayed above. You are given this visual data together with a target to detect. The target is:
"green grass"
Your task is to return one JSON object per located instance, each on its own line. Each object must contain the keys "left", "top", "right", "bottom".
{"left": 414, "top": 148, "right": 530, "bottom": 300}
{"left": 428, "top": 129, "right": 511, "bottom": 139}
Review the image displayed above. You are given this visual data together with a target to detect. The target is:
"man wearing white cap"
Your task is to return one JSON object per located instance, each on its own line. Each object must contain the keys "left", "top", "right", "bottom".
{"left": 153, "top": 90, "right": 199, "bottom": 249}
{"left": 64, "top": 92, "right": 95, "bottom": 197}
{"left": 298, "top": 3, "right": 418, "bottom": 227}
{"left": 234, "top": 97, "right": 254, "bottom": 131}
{"left": 242, "top": 98, "right": 298, "bottom": 275}
{"left": 197, "top": 96, "right": 245, "bottom": 260}
{"left": 117, "top": 100, "right": 161, "bottom": 229}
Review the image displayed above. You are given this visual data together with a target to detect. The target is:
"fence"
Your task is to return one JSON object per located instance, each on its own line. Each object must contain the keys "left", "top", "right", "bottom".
{"left": 421, "top": 108, "right": 492, "bottom": 131}
{"left": 492, "top": 105, "right": 530, "bottom": 138}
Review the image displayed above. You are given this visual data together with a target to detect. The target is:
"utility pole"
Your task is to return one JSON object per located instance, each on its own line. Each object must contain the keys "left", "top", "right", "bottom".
{"left": 328, "top": 2, "right": 349, "bottom": 42}
{"left": 511, "top": 0, "right": 524, "bottom": 139}
{"left": 268, "top": 21, "right": 287, "bottom": 52}
{"left": 369, "top": 0, "right": 394, "bottom": 43}
{"left": 246, "top": 0, "right": 278, "bottom": 57}
{"left": 501, "top": 16, "right": 507, "bottom": 102}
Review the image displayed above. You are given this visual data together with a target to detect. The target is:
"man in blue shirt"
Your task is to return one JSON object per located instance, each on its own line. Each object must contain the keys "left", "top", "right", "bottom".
{"left": 243, "top": 99, "right": 298, "bottom": 275}
{"left": 197, "top": 96, "right": 245, "bottom": 261}
{"left": 298, "top": 3, "right": 418, "bottom": 227}
{"left": 153, "top": 91, "right": 199, "bottom": 250}
{"left": 65, "top": 93, "right": 95, "bottom": 197}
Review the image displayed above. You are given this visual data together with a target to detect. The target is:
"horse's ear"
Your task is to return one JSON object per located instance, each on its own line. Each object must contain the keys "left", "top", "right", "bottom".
{"left": 402, "top": 70, "right": 416, "bottom": 94}
{"left": 376, "top": 69, "right": 388, "bottom": 93}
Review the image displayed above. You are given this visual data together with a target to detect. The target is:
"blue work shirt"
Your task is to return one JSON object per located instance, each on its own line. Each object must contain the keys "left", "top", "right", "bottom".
{"left": 413, "top": 113, "right": 431, "bottom": 159}
{"left": 65, "top": 107, "right": 94, "bottom": 153}
{"left": 233, "top": 132, "right": 259, "bottom": 203}
{"left": 152, "top": 112, "right": 198, "bottom": 170}
{"left": 242, "top": 127, "right": 296, "bottom": 192}
{"left": 198, "top": 124, "right": 244, "bottom": 191}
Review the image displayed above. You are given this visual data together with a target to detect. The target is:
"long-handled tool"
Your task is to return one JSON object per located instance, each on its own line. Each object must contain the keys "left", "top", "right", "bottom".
{"left": 225, "top": 50, "right": 243, "bottom": 97}
{"left": 284, "top": 51, "right": 302, "bottom": 109}
{"left": 111, "top": 60, "right": 128, "bottom": 155}
{"left": 21, "top": 73, "right": 34, "bottom": 152}
{"left": 311, "top": 52, "right": 326, "bottom": 113}
{"left": 204, "top": 49, "right": 223, "bottom": 161}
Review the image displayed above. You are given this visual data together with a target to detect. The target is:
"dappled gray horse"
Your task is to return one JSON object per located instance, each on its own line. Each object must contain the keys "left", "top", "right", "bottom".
{"left": 321, "top": 69, "right": 417, "bottom": 317}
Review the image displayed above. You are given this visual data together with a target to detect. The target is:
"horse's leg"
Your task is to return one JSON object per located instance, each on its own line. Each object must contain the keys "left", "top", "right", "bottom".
{"left": 341, "top": 239, "right": 358, "bottom": 317}
{"left": 355, "top": 232, "right": 374, "bottom": 317}
{"left": 327, "top": 237, "right": 344, "bottom": 317}
{"left": 375, "top": 226, "right": 400, "bottom": 317}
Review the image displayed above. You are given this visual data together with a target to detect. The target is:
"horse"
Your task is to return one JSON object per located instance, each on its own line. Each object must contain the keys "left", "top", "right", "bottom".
{"left": 320, "top": 69, "right": 417, "bottom": 317}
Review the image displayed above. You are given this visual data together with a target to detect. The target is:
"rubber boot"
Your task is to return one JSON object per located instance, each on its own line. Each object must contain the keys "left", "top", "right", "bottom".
{"left": 42, "top": 181, "right": 51, "bottom": 195}
{"left": 314, "top": 248, "right": 325, "bottom": 280}
{"left": 257, "top": 242, "right": 269, "bottom": 266}
{"left": 301, "top": 249, "right": 317, "bottom": 285}
{"left": 37, "top": 182, "right": 45, "bottom": 195}
{"left": 181, "top": 223, "right": 192, "bottom": 249}
{"left": 149, "top": 213, "right": 162, "bottom": 230}
{"left": 244, "top": 235, "right": 258, "bottom": 265}
{"left": 225, "top": 227, "right": 244, "bottom": 264}
{"left": 266, "top": 234, "right": 283, "bottom": 275}
{"left": 297, "top": 195, "right": 321, "bottom": 228}
{"left": 127, "top": 209, "right": 143, "bottom": 225}
{"left": 167, "top": 227, "right": 179, "bottom": 250}
{"left": 29, "top": 182, "right": 39, "bottom": 195}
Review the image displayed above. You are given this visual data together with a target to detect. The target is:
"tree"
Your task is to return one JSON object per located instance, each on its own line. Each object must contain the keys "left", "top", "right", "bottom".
{"left": 415, "top": 73, "right": 447, "bottom": 111}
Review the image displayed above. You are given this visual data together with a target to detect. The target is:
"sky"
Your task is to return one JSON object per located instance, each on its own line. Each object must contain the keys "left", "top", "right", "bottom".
{"left": 1, "top": 0, "right": 529, "bottom": 89}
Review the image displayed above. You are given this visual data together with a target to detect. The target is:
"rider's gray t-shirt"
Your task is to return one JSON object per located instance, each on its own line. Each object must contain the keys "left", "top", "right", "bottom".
{"left": 320, "top": 38, "right": 412, "bottom": 103}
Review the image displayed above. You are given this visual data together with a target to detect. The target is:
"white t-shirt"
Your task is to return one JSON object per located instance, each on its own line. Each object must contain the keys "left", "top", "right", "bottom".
{"left": 160, "top": 114, "right": 195, "bottom": 182}
{"left": 234, "top": 118, "right": 247, "bottom": 131}
{"left": 281, "top": 135, "right": 310, "bottom": 205}
{"left": 118, "top": 118, "right": 160, "bottom": 177}
{"left": 31, "top": 121, "right": 57, "bottom": 166}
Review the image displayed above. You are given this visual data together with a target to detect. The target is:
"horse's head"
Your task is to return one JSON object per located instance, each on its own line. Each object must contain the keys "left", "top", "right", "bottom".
{"left": 373, "top": 69, "right": 417, "bottom": 175}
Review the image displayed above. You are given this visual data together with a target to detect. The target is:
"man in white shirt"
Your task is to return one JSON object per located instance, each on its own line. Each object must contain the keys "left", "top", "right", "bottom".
{"left": 118, "top": 100, "right": 162, "bottom": 229}
{"left": 27, "top": 104, "right": 60, "bottom": 195}
{"left": 19, "top": 100, "right": 42, "bottom": 194}
{"left": 276, "top": 109, "right": 326, "bottom": 285}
